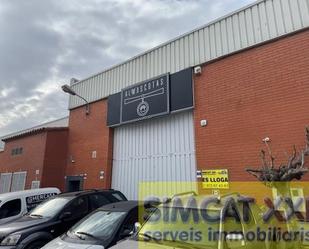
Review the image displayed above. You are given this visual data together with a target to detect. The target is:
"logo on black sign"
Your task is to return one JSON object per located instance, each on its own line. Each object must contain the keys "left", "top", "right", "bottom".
{"left": 137, "top": 100, "right": 150, "bottom": 116}
{"left": 121, "top": 74, "right": 169, "bottom": 123}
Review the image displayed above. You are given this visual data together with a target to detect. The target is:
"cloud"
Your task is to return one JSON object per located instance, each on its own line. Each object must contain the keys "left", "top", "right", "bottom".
{"left": 0, "top": 0, "right": 255, "bottom": 138}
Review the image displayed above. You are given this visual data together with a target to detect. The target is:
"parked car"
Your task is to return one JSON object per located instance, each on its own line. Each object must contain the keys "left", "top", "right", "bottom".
{"left": 0, "top": 189, "right": 127, "bottom": 249}
{"left": 0, "top": 188, "right": 60, "bottom": 225}
{"left": 109, "top": 193, "right": 273, "bottom": 249}
{"left": 42, "top": 200, "right": 152, "bottom": 249}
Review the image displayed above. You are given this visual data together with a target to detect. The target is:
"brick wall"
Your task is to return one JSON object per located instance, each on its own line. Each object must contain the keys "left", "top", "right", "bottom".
{"left": 194, "top": 30, "right": 309, "bottom": 181}
{"left": 0, "top": 133, "right": 47, "bottom": 189}
{"left": 0, "top": 129, "right": 68, "bottom": 190}
{"left": 65, "top": 100, "right": 113, "bottom": 190}
{"left": 41, "top": 129, "right": 69, "bottom": 190}
{"left": 0, "top": 151, "right": 4, "bottom": 162}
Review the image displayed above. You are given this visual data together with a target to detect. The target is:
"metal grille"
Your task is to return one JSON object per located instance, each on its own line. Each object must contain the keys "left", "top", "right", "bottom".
{"left": 112, "top": 111, "right": 197, "bottom": 200}
{"left": 11, "top": 172, "right": 27, "bottom": 192}
{"left": 0, "top": 173, "right": 12, "bottom": 193}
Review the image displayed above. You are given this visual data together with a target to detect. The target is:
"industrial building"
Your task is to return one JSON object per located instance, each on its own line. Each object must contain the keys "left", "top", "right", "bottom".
{"left": 0, "top": 118, "right": 68, "bottom": 192}
{"left": 0, "top": 0, "right": 308, "bottom": 199}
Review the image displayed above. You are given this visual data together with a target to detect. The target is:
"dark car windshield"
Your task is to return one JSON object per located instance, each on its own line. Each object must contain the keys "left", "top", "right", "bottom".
{"left": 29, "top": 197, "right": 71, "bottom": 218}
{"left": 69, "top": 211, "right": 126, "bottom": 240}
{"left": 138, "top": 206, "right": 224, "bottom": 248}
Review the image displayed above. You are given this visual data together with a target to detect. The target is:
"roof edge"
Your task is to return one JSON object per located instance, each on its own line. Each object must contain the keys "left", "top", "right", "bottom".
{"left": 1, "top": 116, "right": 69, "bottom": 140}
{"left": 2, "top": 127, "right": 69, "bottom": 142}
{"left": 70, "top": 0, "right": 262, "bottom": 87}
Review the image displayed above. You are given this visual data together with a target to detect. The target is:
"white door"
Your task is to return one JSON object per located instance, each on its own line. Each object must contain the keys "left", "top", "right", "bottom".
{"left": 0, "top": 173, "right": 12, "bottom": 193}
{"left": 11, "top": 172, "right": 27, "bottom": 192}
{"left": 112, "top": 111, "right": 197, "bottom": 200}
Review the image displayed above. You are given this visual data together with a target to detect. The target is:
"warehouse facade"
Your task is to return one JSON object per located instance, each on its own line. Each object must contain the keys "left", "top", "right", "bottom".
{"left": 0, "top": 0, "right": 308, "bottom": 199}
{"left": 64, "top": 0, "right": 309, "bottom": 199}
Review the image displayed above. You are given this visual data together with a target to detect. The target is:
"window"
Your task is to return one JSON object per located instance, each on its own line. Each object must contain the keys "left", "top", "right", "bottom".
{"left": 11, "top": 147, "right": 23, "bottom": 156}
{"left": 64, "top": 196, "right": 88, "bottom": 219}
{"left": 0, "top": 199, "right": 22, "bottom": 219}
{"left": 69, "top": 211, "right": 126, "bottom": 240}
{"left": 109, "top": 192, "right": 127, "bottom": 202}
{"left": 89, "top": 194, "right": 110, "bottom": 210}
{"left": 118, "top": 209, "right": 138, "bottom": 238}
{"left": 30, "top": 197, "right": 71, "bottom": 218}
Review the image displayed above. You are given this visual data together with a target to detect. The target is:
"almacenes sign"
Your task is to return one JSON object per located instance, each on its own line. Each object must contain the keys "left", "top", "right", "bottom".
{"left": 121, "top": 74, "right": 169, "bottom": 123}
{"left": 107, "top": 68, "right": 193, "bottom": 127}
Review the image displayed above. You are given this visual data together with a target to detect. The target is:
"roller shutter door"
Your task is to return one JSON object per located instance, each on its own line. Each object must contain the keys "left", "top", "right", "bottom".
{"left": 0, "top": 173, "right": 12, "bottom": 193}
{"left": 112, "top": 111, "right": 197, "bottom": 200}
{"left": 11, "top": 172, "right": 27, "bottom": 192}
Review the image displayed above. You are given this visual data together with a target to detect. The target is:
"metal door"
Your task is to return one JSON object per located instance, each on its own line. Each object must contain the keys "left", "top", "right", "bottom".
{"left": 112, "top": 111, "right": 197, "bottom": 200}
{"left": 0, "top": 173, "right": 12, "bottom": 193}
{"left": 11, "top": 172, "right": 27, "bottom": 192}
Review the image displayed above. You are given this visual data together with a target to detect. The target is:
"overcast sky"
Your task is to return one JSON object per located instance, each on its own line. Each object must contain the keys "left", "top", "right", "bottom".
{"left": 0, "top": 0, "right": 255, "bottom": 137}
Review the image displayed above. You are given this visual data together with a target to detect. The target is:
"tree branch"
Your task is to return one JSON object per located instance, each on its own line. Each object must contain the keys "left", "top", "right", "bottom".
{"left": 246, "top": 127, "right": 309, "bottom": 182}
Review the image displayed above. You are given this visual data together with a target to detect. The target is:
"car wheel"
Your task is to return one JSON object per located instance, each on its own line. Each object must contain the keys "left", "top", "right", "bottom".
{"left": 25, "top": 241, "right": 47, "bottom": 249}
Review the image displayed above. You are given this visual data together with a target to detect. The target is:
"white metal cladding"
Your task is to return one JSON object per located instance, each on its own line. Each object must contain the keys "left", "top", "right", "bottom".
{"left": 111, "top": 111, "right": 197, "bottom": 200}
{"left": 0, "top": 173, "right": 12, "bottom": 193}
{"left": 10, "top": 172, "right": 27, "bottom": 192}
{"left": 69, "top": 0, "right": 309, "bottom": 109}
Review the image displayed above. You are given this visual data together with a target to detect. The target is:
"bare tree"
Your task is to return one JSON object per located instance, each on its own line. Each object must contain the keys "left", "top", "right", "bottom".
{"left": 246, "top": 127, "right": 309, "bottom": 182}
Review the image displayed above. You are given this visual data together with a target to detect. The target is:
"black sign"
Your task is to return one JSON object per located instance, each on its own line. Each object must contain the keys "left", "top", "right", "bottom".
{"left": 107, "top": 92, "right": 121, "bottom": 126}
{"left": 107, "top": 69, "right": 194, "bottom": 127}
{"left": 121, "top": 74, "right": 169, "bottom": 124}
{"left": 170, "top": 68, "right": 193, "bottom": 112}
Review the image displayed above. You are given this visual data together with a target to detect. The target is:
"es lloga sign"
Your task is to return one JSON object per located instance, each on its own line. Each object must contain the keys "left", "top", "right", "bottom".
{"left": 202, "top": 169, "right": 229, "bottom": 189}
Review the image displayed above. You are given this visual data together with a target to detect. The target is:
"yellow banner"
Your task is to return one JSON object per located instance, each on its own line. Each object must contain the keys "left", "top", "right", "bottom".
{"left": 137, "top": 181, "right": 309, "bottom": 249}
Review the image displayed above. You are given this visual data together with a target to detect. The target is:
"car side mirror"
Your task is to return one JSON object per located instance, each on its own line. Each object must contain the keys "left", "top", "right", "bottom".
{"left": 60, "top": 211, "right": 72, "bottom": 220}
{"left": 120, "top": 228, "right": 133, "bottom": 238}
{"left": 133, "top": 222, "right": 141, "bottom": 233}
{"left": 225, "top": 234, "right": 245, "bottom": 248}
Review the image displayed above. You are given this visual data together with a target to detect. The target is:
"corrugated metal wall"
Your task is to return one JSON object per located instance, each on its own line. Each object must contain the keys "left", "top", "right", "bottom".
{"left": 112, "top": 111, "right": 197, "bottom": 200}
{"left": 10, "top": 172, "right": 27, "bottom": 192}
{"left": 0, "top": 173, "right": 12, "bottom": 193}
{"left": 69, "top": 0, "right": 309, "bottom": 109}
{"left": 0, "top": 172, "right": 27, "bottom": 193}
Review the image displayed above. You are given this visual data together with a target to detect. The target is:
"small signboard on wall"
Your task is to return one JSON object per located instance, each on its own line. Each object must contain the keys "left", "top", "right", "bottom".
{"left": 202, "top": 169, "right": 229, "bottom": 189}
{"left": 31, "top": 180, "right": 40, "bottom": 189}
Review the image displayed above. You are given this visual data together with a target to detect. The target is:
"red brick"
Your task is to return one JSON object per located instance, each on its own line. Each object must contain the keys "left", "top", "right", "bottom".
{"left": 0, "top": 129, "right": 68, "bottom": 190}
{"left": 194, "top": 30, "right": 309, "bottom": 181}
{"left": 65, "top": 100, "right": 113, "bottom": 190}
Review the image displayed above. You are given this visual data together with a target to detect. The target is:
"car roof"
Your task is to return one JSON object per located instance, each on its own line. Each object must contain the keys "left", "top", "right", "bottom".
{"left": 58, "top": 189, "right": 120, "bottom": 198}
{"left": 0, "top": 188, "right": 60, "bottom": 201}
{"left": 99, "top": 200, "right": 140, "bottom": 212}
{"left": 157, "top": 193, "right": 248, "bottom": 209}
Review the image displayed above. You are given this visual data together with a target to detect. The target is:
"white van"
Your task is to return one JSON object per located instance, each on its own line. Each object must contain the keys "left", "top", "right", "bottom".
{"left": 0, "top": 188, "right": 60, "bottom": 225}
